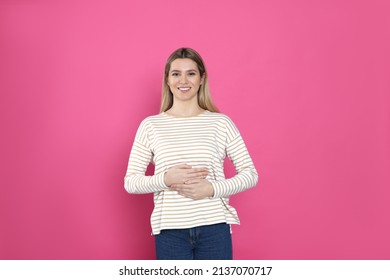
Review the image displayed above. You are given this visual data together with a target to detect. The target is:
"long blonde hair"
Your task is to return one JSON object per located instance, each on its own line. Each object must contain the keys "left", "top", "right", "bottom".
{"left": 160, "top": 48, "right": 219, "bottom": 113}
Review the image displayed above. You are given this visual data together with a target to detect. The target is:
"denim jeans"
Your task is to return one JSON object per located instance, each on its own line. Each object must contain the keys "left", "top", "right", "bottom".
{"left": 155, "top": 223, "right": 232, "bottom": 260}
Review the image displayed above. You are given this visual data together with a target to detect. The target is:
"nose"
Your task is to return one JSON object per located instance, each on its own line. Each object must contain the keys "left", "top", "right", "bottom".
{"left": 179, "top": 74, "right": 188, "bottom": 84}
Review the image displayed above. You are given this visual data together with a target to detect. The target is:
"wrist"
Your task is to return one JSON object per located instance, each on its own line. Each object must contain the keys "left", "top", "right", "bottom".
{"left": 208, "top": 181, "right": 214, "bottom": 198}
{"left": 163, "top": 171, "right": 170, "bottom": 187}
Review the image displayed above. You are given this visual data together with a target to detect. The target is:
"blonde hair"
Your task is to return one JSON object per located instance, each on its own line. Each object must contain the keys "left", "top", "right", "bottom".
{"left": 160, "top": 48, "right": 219, "bottom": 113}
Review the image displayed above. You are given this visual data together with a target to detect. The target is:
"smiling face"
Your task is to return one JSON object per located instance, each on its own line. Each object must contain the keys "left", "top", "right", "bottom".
{"left": 167, "top": 58, "right": 204, "bottom": 104}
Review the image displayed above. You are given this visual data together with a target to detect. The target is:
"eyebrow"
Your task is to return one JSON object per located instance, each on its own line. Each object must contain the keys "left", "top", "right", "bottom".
{"left": 170, "top": 69, "right": 198, "bottom": 73}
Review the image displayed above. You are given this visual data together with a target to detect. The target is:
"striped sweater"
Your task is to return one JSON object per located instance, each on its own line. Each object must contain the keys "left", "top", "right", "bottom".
{"left": 124, "top": 110, "right": 258, "bottom": 235}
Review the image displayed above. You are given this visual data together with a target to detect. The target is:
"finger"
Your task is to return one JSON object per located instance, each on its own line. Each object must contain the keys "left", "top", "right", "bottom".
{"left": 171, "top": 187, "right": 190, "bottom": 198}
{"left": 186, "top": 172, "right": 208, "bottom": 180}
{"left": 176, "top": 187, "right": 195, "bottom": 196}
{"left": 170, "top": 183, "right": 184, "bottom": 190}
{"left": 183, "top": 180, "right": 200, "bottom": 185}
{"left": 187, "top": 168, "right": 208, "bottom": 174}
{"left": 174, "top": 164, "right": 192, "bottom": 169}
{"left": 189, "top": 175, "right": 207, "bottom": 180}
{"left": 180, "top": 190, "right": 201, "bottom": 200}
{"left": 171, "top": 183, "right": 194, "bottom": 192}
{"left": 188, "top": 171, "right": 208, "bottom": 179}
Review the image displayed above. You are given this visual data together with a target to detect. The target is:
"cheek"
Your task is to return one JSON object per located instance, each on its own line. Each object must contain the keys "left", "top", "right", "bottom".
{"left": 193, "top": 78, "right": 202, "bottom": 87}
{"left": 168, "top": 75, "right": 182, "bottom": 84}
{"left": 168, "top": 81, "right": 178, "bottom": 92}
{"left": 167, "top": 78, "right": 174, "bottom": 87}
{"left": 188, "top": 76, "right": 199, "bottom": 84}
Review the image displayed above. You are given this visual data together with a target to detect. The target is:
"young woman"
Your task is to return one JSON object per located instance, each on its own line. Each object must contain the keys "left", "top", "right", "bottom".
{"left": 124, "top": 48, "right": 258, "bottom": 260}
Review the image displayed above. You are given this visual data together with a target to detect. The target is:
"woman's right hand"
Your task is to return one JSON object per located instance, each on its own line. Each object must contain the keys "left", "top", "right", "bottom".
{"left": 163, "top": 164, "right": 209, "bottom": 187}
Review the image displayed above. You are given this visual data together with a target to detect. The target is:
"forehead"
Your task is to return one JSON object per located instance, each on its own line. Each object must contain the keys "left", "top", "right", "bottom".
{"left": 170, "top": 58, "right": 198, "bottom": 71}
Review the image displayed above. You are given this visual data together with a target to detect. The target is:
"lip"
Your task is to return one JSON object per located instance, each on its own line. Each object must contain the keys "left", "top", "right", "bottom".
{"left": 177, "top": 87, "right": 191, "bottom": 93}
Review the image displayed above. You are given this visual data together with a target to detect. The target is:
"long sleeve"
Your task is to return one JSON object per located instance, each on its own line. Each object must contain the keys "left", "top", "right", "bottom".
{"left": 123, "top": 111, "right": 257, "bottom": 235}
{"left": 124, "top": 119, "right": 168, "bottom": 194}
{"left": 211, "top": 120, "right": 258, "bottom": 198}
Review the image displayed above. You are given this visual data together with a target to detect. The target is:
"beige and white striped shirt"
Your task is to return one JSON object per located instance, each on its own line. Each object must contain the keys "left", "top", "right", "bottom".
{"left": 124, "top": 110, "right": 258, "bottom": 235}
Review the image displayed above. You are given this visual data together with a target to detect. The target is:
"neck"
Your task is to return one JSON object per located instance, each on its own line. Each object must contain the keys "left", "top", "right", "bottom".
{"left": 167, "top": 100, "right": 204, "bottom": 117}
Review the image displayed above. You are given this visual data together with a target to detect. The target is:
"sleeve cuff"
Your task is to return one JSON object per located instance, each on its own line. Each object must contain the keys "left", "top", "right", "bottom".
{"left": 211, "top": 181, "right": 224, "bottom": 198}
{"left": 156, "top": 171, "right": 169, "bottom": 190}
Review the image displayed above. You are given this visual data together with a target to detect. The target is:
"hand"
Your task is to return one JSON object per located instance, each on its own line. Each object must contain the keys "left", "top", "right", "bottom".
{"left": 170, "top": 179, "right": 214, "bottom": 200}
{"left": 164, "top": 164, "right": 209, "bottom": 187}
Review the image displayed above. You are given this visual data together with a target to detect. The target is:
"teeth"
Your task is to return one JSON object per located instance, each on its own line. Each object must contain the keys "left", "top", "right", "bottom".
{"left": 178, "top": 87, "right": 190, "bottom": 90}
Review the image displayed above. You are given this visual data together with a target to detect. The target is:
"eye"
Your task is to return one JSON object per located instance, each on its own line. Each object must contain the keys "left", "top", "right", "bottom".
{"left": 188, "top": 72, "right": 196, "bottom": 76}
{"left": 171, "top": 72, "right": 179, "bottom": 76}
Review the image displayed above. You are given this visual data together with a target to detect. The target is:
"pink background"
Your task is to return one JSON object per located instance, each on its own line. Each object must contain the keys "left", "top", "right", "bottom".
{"left": 1, "top": 0, "right": 389, "bottom": 259}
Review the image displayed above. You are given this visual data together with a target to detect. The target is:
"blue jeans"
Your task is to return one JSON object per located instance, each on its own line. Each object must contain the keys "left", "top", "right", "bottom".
{"left": 155, "top": 223, "right": 232, "bottom": 260}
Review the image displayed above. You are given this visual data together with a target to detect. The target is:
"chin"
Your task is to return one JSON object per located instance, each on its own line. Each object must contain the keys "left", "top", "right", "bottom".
{"left": 173, "top": 92, "right": 197, "bottom": 100}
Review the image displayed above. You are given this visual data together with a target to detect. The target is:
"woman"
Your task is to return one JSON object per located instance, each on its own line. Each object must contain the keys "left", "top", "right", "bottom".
{"left": 124, "top": 47, "right": 258, "bottom": 260}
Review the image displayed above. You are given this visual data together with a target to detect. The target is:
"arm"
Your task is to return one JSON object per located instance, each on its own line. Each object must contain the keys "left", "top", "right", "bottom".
{"left": 124, "top": 119, "right": 168, "bottom": 194}
{"left": 171, "top": 117, "right": 258, "bottom": 200}
{"left": 211, "top": 128, "right": 258, "bottom": 198}
{"left": 124, "top": 139, "right": 168, "bottom": 194}
{"left": 124, "top": 119, "right": 209, "bottom": 194}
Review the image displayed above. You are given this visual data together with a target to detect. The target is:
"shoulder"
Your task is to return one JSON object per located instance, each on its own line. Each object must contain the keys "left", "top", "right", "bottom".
{"left": 134, "top": 113, "right": 164, "bottom": 135}
{"left": 206, "top": 112, "right": 241, "bottom": 141}
{"left": 138, "top": 113, "right": 165, "bottom": 126}
{"left": 205, "top": 111, "right": 237, "bottom": 127}
{"left": 205, "top": 111, "right": 229, "bottom": 120}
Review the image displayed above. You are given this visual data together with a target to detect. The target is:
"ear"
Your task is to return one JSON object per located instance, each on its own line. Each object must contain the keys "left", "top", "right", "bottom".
{"left": 201, "top": 74, "right": 206, "bottom": 85}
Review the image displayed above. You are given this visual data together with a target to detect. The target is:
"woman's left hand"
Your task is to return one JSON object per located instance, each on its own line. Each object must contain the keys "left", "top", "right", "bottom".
{"left": 170, "top": 179, "right": 214, "bottom": 200}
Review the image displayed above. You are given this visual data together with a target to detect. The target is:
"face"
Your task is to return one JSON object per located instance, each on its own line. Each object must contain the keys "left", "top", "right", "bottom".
{"left": 167, "top": 58, "right": 204, "bottom": 103}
